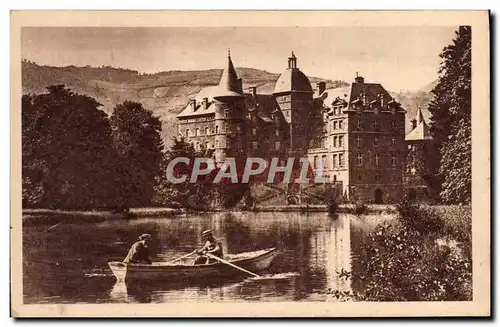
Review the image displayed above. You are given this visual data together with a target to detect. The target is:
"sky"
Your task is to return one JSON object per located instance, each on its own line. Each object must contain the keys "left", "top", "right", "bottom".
{"left": 21, "top": 26, "right": 458, "bottom": 92}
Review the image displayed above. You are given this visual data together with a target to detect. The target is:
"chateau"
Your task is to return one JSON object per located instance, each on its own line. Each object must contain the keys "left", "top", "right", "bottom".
{"left": 177, "top": 51, "right": 432, "bottom": 204}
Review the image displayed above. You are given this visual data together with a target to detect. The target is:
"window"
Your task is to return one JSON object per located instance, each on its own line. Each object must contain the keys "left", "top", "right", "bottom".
{"left": 375, "top": 175, "right": 381, "bottom": 183}
{"left": 236, "top": 126, "right": 242, "bottom": 133}
{"left": 224, "top": 109, "right": 230, "bottom": 117}
{"left": 339, "top": 120, "right": 343, "bottom": 130}
{"left": 333, "top": 121, "right": 338, "bottom": 130}
{"left": 195, "top": 128, "right": 200, "bottom": 136}
{"left": 391, "top": 154, "right": 397, "bottom": 166}
{"left": 339, "top": 153, "right": 344, "bottom": 167}
{"left": 185, "top": 129, "right": 190, "bottom": 137}
{"left": 237, "top": 140, "right": 243, "bottom": 150}
{"left": 333, "top": 136, "right": 338, "bottom": 148}
{"left": 275, "top": 141, "right": 281, "bottom": 150}
{"left": 391, "top": 137, "right": 396, "bottom": 147}
{"left": 339, "top": 136, "right": 344, "bottom": 148}
{"left": 252, "top": 141, "right": 258, "bottom": 149}
{"left": 375, "top": 153, "right": 380, "bottom": 166}
{"left": 252, "top": 128, "right": 257, "bottom": 136}
{"left": 224, "top": 122, "right": 228, "bottom": 132}
{"left": 275, "top": 129, "right": 279, "bottom": 137}
{"left": 392, "top": 174, "right": 397, "bottom": 183}
{"left": 205, "top": 141, "right": 209, "bottom": 149}
{"left": 373, "top": 136, "right": 379, "bottom": 147}
{"left": 357, "top": 119, "right": 362, "bottom": 130}
{"left": 215, "top": 126, "right": 219, "bottom": 134}
{"left": 391, "top": 121, "right": 396, "bottom": 129}
{"left": 205, "top": 127, "right": 209, "bottom": 135}
{"left": 356, "top": 136, "right": 362, "bottom": 147}
{"left": 195, "top": 142, "right": 200, "bottom": 150}
{"left": 322, "top": 155, "right": 327, "bottom": 169}
{"left": 373, "top": 120, "right": 379, "bottom": 130}
{"left": 357, "top": 175, "right": 362, "bottom": 181}
{"left": 314, "top": 156, "right": 318, "bottom": 168}
{"left": 332, "top": 154, "right": 337, "bottom": 168}
{"left": 356, "top": 153, "right": 363, "bottom": 166}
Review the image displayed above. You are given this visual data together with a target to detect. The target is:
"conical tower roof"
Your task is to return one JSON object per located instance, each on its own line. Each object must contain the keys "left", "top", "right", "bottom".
{"left": 213, "top": 50, "right": 244, "bottom": 100}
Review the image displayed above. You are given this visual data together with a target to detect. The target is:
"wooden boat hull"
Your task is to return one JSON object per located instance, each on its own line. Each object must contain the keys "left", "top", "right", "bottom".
{"left": 108, "top": 248, "right": 277, "bottom": 282}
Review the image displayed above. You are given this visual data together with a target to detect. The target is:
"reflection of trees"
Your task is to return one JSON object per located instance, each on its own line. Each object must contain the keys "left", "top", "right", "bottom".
{"left": 223, "top": 213, "right": 252, "bottom": 253}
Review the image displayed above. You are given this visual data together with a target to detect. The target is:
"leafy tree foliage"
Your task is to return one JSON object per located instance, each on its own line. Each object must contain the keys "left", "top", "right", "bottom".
{"left": 428, "top": 26, "right": 471, "bottom": 203}
{"left": 110, "top": 101, "right": 164, "bottom": 209}
{"left": 154, "top": 137, "right": 249, "bottom": 210}
{"left": 22, "top": 85, "right": 116, "bottom": 208}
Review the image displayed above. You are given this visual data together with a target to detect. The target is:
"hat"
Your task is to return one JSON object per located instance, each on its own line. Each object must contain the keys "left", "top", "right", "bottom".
{"left": 139, "top": 233, "right": 152, "bottom": 240}
{"left": 201, "top": 230, "right": 213, "bottom": 237}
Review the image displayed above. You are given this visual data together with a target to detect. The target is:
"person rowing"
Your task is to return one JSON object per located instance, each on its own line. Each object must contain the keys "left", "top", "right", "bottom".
{"left": 194, "top": 230, "right": 224, "bottom": 265}
{"left": 123, "top": 233, "right": 153, "bottom": 265}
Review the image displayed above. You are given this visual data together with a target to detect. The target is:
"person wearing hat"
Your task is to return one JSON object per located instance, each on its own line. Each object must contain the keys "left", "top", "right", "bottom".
{"left": 123, "top": 233, "right": 153, "bottom": 264}
{"left": 194, "top": 230, "right": 224, "bottom": 265}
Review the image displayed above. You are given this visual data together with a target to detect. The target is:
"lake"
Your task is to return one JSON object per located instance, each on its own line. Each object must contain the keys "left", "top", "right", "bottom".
{"left": 23, "top": 211, "right": 389, "bottom": 303}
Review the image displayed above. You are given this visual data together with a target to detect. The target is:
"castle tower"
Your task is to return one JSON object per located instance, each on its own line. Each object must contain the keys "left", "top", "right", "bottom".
{"left": 213, "top": 50, "right": 246, "bottom": 163}
{"left": 273, "top": 52, "right": 314, "bottom": 156}
{"left": 404, "top": 106, "right": 438, "bottom": 201}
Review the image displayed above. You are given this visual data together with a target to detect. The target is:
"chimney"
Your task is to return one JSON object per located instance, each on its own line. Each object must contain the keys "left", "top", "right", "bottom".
{"left": 202, "top": 97, "right": 209, "bottom": 110}
{"left": 250, "top": 86, "right": 257, "bottom": 97}
{"left": 316, "top": 82, "right": 326, "bottom": 96}
{"left": 379, "top": 94, "right": 384, "bottom": 108}
{"left": 354, "top": 72, "right": 365, "bottom": 84}
{"left": 411, "top": 119, "right": 417, "bottom": 129}
{"left": 190, "top": 99, "right": 197, "bottom": 110}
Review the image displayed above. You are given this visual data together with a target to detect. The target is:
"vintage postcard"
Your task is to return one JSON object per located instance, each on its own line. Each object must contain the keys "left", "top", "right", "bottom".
{"left": 10, "top": 10, "right": 490, "bottom": 317}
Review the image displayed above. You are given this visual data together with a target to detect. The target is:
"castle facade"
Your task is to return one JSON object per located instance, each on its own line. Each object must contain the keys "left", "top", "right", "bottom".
{"left": 177, "top": 51, "right": 425, "bottom": 204}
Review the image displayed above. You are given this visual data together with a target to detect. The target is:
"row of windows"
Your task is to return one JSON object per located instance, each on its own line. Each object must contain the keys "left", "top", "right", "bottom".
{"left": 356, "top": 136, "right": 397, "bottom": 148}
{"left": 184, "top": 124, "right": 246, "bottom": 137}
{"left": 329, "top": 119, "right": 344, "bottom": 132}
{"left": 356, "top": 174, "right": 399, "bottom": 183}
{"left": 250, "top": 141, "right": 281, "bottom": 150}
{"left": 355, "top": 153, "right": 398, "bottom": 166}
{"left": 354, "top": 119, "right": 399, "bottom": 131}
{"left": 313, "top": 154, "right": 345, "bottom": 169}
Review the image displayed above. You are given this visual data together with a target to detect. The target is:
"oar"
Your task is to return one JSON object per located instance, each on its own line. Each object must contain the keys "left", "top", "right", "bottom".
{"left": 166, "top": 250, "right": 197, "bottom": 264}
{"left": 206, "top": 253, "right": 260, "bottom": 278}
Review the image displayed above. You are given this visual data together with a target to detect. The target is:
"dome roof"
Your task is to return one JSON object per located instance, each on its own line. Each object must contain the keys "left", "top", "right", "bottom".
{"left": 273, "top": 52, "right": 313, "bottom": 94}
{"left": 273, "top": 68, "right": 313, "bottom": 94}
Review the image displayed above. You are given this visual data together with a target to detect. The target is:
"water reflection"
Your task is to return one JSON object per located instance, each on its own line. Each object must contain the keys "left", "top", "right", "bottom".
{"left": 23, "top": 211, "right": 373, "bottom": 303}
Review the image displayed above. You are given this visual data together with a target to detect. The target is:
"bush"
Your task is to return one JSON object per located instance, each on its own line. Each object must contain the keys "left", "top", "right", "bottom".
{"left": 396, "top": 200, "right": 444, "bottom": 235}
{"left": 353, "top": 202, "right": 368, "bottom": 215}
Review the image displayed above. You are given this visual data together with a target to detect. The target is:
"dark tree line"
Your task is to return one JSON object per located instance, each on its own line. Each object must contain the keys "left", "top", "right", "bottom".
{"left": 22, "top": 85, "right": 164, "bottom": 210}
{"left": 428, "top": 26, "right": 471, "bottom": 204}
{"left": 22, "top": 85, "right": 248, "bottom": 211}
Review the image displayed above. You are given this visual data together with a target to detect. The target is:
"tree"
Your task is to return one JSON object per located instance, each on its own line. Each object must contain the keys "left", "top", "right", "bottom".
{"left": 110, "top": 101, "right": 164, "bottom": 209}
{"left": 22, "top": 85, "right": 117, "bottom": 208}
{"left": 428, "top": 26, "right": 471, "bottom": 204}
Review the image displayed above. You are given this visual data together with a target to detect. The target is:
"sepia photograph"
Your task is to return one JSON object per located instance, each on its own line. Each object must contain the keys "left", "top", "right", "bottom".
{"left": 10, "top": 10, "right": 490, "bottom": 317}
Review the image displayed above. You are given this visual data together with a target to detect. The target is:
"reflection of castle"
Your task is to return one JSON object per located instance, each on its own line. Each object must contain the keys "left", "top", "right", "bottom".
{"left": 177, "top": 51, "right": 415, "bottom": 203}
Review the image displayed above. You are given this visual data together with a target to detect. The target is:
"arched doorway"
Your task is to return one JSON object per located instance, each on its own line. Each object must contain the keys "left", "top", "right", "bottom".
{"left": 374, "top": 188, "right": 383, "bottom": 204}
{"left": 408, "top": 188, "right": 417, "bottom": 201}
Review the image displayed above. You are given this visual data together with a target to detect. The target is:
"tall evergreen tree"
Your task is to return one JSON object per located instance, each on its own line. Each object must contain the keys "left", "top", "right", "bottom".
{"left": 110, "top": 101, "right": 164, "bottom": 209}
{"left": 428, "top": 26, "right": 471, "bottom": 204}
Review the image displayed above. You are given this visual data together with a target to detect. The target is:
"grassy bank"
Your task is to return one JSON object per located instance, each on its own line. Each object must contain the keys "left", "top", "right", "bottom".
{"left": 22, "top": 207, "right": 184, "bottom": 226}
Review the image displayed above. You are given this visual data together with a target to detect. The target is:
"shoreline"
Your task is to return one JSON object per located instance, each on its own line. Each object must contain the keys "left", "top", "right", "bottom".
{"left": 21, "top": 204, "right": 397, "bottom": 226}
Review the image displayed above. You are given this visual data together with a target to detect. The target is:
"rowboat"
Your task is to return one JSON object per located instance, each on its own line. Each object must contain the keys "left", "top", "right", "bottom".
{"left": 108, "top": 248, "right": 277, "bottom": 282}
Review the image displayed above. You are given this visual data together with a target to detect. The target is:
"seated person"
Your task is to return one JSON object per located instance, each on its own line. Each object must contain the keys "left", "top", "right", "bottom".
{"left": 123, "top": 233, "right": 153, "bottom": 264}
{"left": 194, "top": 230, "right": 223, "bottom": 265}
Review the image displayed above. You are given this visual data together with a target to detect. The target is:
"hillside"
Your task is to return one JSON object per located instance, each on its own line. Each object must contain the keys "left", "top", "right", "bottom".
{"left": 22, "top": 60, "right": 348, "bottom": 145}
{"left": 21, "top": 60, "right": 434, "bottom": 143}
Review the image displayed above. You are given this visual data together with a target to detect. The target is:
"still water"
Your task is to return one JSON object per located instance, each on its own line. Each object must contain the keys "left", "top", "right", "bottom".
{"left": 23, "top": 212, "right": 384, "bottom": 303}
